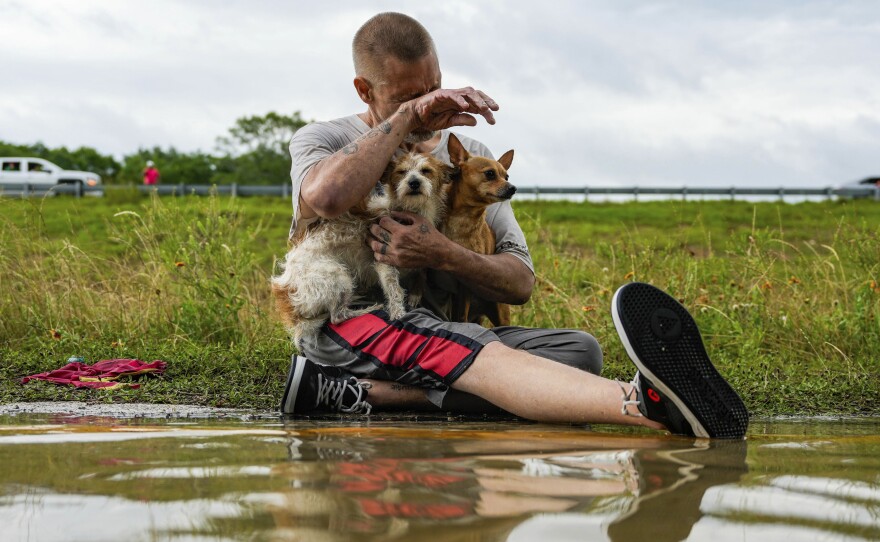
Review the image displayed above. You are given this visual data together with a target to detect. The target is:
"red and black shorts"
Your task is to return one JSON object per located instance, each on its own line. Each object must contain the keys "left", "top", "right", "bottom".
{"left": 301, "top": 308, "right": 500, "bottom": 393}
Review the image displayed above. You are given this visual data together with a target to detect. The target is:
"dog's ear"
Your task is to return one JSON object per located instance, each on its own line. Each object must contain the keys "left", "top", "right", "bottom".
{"left": 498, "top": 150, "right": 514, "bottom": 171}
{"left": 447, "top": 133, "right": 469, "bottom": 165}
{"left": 442, "top": 163, "right": 461, "bottom": 184}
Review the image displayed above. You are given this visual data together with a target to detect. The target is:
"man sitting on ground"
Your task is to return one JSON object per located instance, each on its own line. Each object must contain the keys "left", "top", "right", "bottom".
{"left": 277, "top": 12, "right": 748, "bottom": 439}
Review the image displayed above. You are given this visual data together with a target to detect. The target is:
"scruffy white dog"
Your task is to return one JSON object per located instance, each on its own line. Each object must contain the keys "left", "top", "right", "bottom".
{"left": 272, "top": 152, "right": 450, "bottom": 345}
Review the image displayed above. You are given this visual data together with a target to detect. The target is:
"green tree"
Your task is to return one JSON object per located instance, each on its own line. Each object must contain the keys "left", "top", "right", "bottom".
{"left": 45, "top": 146, "right": 121, "bottom": 182}
{"left": 2, "top": 110, "right": 310, "bottom": 187}
{"left": 217, "top": 111, "right": 308, "bottom": 156}
{"left": 120, "top": 147, "right": 218, "bottom": 185}
{"left": 0, "top": 140, "right": 31, "bottom": 157}
{"left": 0, "top": 140, "right": 121, "bottom": 183}
{"left": 214, "top": 111, "right": 308, "bottom": 185}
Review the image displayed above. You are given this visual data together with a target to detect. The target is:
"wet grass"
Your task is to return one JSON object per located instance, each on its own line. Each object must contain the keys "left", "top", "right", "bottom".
{"left": 1, "top": 192, "right": 878, "bottom": 416}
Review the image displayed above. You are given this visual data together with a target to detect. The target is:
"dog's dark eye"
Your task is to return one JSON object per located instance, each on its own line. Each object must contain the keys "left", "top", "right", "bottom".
{"left": 421, "top": 168, "right": 432, "bottom": 175}
{"left": 504, "top": 173, "right": 509, "bottom": 180}
{"left": 395, "top": 169, "right": 406, "bottom": 174}
{"left": 484, "top": 170, "right": 497, "bottom": 180}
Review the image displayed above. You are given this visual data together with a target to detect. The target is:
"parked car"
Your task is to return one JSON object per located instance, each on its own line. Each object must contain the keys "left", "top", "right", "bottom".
{"left": 837, "top": 176, "right": 880, "bottom": 199}
{"left": 0, "top": 157, "right": 103, "bottom": 195}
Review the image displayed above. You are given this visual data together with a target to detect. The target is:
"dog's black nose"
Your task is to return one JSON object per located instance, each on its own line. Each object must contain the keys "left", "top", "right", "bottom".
{"left": 500, "top": 184, "right": 517, "bottom": 199}
{"left": 408, "top": 178, "right": 421, "bottom": 191}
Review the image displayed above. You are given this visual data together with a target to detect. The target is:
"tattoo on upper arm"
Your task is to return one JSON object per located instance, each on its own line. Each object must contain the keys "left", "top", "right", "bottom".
{"left": 342, "top": 142, "right": 359, "bottom": 155}
{"left": 497, "top": 241, "right": 529, "bottom": 254}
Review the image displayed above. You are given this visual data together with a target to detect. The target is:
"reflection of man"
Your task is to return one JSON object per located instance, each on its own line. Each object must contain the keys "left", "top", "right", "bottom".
{"left": 279, "top": 12, "right": 748, "bottom": 440}
{"left": 275, "top": 431, "right": 748, "bottom": 540}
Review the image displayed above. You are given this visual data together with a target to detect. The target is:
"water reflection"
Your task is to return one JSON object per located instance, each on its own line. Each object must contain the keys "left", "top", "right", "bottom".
{"left": 270, "top": 427, "right": 748, "bottom": 541}
{"left": 0, "top": 416, "right": 878, "bottom": 541}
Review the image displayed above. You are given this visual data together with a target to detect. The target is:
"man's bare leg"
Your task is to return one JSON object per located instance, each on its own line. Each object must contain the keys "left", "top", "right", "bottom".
{"left": 365, "top": 381, "right": 438, "bottom": 411}
{"left": 282, "top": 284, "right": 746, "bottom": 437}
{"left": 367, "top": 381, "right": 504, "bottom": 414}
{"left": 453, "top": 342, "right": 662, "bottom": 429}
{"left": 367, "top": 341, "right": 661, "bottom": 429}
{"left": 452, "top": 342, "right": 663, "bottom": 429}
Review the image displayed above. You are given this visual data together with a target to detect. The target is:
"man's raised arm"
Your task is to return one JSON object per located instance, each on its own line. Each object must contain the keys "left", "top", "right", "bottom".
{"left": 298, "top": 110, "right": 411, "bottom": 220}
{"left": 299, "top": 88, "right": 498, "bottom": 220}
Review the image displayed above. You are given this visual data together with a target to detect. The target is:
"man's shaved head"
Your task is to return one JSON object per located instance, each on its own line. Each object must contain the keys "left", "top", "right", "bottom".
{"left": 353, "top": 12, "right": 436, "bottom": 84}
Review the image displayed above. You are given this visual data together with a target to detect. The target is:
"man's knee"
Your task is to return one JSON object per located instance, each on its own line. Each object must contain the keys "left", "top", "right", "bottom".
{"left": 569, "top": 332, "right": 604, "bottom": 375}
{"left": 497, "top": 327, "right": 605, "bottom": 375}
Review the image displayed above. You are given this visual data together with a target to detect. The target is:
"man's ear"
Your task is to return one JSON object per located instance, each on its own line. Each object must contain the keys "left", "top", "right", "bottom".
{"left": 354, "top": 77, "right": 373, "bottom": 104}
{"left": 447, "top": 133, "right": 469, "bottom": 165}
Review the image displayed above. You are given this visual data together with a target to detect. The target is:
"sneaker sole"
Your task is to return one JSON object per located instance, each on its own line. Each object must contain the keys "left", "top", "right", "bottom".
{"left": 612, "top": 283, "right": 749, "bottom": 439}
{"left": 280, "top": 355, "right": 307, "bottom": 414}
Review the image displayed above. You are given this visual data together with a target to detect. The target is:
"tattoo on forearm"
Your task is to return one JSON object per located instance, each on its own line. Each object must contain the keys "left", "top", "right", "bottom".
{"left": 348, "top": 121, "right": 393, "bottom": 151}
{"left": 340, "top": 120, "right": 395, "bottom": 157}
{"left": 390, "top": 383, "right": 417, "bottom": 392}
{"left": 419, "top": 224, "right": 429, "bottom": 234}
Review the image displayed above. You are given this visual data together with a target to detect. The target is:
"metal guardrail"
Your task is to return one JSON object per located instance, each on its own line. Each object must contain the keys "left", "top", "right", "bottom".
{"left": 518, "top": 185, "right": 880, "bottom": 200}
{"left": 1, "top": 182, "right": 878, "bottom": 200}
{"left": 0, "top": 182, "right": 99, "bottom": 197}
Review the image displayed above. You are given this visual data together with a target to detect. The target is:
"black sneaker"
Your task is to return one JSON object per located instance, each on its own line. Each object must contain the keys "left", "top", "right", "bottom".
{"left": 280, "top": 355, "right": 372, "bottom": 415}
{"left": 612, "top": 282, "right": 749, "bottom": 439}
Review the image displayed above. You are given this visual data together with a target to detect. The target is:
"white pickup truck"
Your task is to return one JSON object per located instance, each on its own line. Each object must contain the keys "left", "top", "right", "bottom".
{"left": 0, "top": 157, "right": 103, "bottom": 195}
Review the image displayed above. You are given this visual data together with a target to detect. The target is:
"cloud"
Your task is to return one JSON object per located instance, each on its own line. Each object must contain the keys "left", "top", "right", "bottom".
{"left": 1, "top": 0, "right": 878, "bottom": 186}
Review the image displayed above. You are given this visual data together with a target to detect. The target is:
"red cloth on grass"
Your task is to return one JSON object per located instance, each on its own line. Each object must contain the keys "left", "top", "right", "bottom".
{"left": 21, "top": 359, "right": 167, "bottom": 390}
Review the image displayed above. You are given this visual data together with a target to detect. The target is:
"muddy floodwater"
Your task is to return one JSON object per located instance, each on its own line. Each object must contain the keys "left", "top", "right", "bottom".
{"left": 0, "top": 410, "right": 878, "bottom": 542}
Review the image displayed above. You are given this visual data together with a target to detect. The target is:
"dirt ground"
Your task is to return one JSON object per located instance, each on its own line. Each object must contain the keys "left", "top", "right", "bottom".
{"left": 0, "top": 401, "right": 522, "bottom": 423}
{"left": 0, "top": 401, "right": 273, "bottom": 420}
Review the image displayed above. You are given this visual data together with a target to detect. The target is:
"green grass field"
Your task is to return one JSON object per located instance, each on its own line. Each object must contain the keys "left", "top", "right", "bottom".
{"left": 1, "top": 191, "right": 878, "bottom": 416}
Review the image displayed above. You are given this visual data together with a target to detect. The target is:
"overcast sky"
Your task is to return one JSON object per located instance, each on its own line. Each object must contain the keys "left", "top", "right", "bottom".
{"left": 1, "top": 0, "right": 878, "bottom": 187}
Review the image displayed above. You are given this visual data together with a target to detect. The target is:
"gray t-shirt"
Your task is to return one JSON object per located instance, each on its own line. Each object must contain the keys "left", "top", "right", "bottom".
{"left": 288, "top": 114, "right": 533, "bottom": 318}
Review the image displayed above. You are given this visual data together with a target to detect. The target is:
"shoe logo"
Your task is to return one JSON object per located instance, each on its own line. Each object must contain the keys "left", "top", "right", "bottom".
{"left": 647, "top": 388, "right": 661, "bottom": 402}
{"left": 650, "top": 308, "right": 681, "bottom": 341}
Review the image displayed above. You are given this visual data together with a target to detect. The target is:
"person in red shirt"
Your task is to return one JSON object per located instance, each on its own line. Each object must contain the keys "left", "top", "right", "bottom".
{"left": 143, "top": 160, "right": 160, "bottom": 185}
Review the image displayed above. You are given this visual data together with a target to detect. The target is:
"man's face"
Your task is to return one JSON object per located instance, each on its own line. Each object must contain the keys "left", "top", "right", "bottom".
{"left": 369, "top": 51, "right": 441, "bottom": 142}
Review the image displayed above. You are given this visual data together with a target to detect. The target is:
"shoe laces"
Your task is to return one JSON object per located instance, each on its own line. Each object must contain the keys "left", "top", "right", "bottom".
{"left": 618, "top": 372, "right": 642, "bottom": 417}
{"left": 316, "top": 374, "right": 372, "bottom": 415}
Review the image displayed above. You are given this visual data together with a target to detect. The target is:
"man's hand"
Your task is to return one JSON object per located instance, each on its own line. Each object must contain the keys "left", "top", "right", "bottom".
{"left": 370, "top": 210, "right": 534, "bottom": 305}
{"left": 403, "top": 87, "right": 499, "bottom": 132}
{"left": 369, "top": 211, "right": 449, "bottom": 269}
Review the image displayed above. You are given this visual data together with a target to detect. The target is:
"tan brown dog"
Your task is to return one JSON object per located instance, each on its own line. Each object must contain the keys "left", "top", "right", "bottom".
{"left": 442, "top": 133, "right": 516, "bottom": 326}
